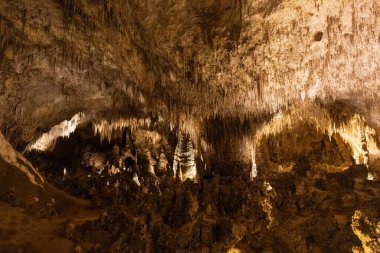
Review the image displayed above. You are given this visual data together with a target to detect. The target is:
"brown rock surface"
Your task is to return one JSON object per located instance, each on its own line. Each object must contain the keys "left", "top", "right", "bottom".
{"left": 1, "top": 0, "right": 380, "bottom": 252}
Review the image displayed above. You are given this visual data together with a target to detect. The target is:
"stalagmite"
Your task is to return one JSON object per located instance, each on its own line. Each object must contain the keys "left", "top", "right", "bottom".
{"left": 262, "top": 181, "right": 276, "bottom": 228}
{"left": 158, "top": 152, "right": 168, "bottom": 173}
{"left": 250, "top": 147, "right": 257, "bottom": 179}
{"left": 146, "top": 150, "right": 157, "bottom": 178}
{"left": 173, "top": 132, "right": 197, "bottom": 181}
{"left": 132, "top": 173, "right": 140, "bottom": 187}
{"left": 352, "top": 210, "right": 380, "bottom": 253}
{"left": 2, "top": 0, "right": 380, "bottom": 251}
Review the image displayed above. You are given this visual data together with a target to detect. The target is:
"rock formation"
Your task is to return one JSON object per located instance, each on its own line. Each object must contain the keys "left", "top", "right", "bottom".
{"left": 1, "top": 0, "right": 380, "bottom": 252}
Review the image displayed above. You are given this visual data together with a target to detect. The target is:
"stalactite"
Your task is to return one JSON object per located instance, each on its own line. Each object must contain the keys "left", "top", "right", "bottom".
{"left": 250, "top": 103, "right": 380, "bottom": 177}
{"left": 328, "top": 115, "right": 380, "bottom": 166}
{"left": 93, "top": 117, "right": 152, "bottom": 143}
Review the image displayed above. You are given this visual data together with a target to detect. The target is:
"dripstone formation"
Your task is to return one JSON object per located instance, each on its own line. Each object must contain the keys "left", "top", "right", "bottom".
{"left": 1, "top": 0, "right": 380, "bottom": 252}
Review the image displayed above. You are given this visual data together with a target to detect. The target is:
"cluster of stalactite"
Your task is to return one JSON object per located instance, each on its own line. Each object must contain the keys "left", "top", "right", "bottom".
{"left": 2, "top": 0, "right": 380, "bottom": 130}
{"left": 0, "top": 14, "right": 29, "bottom": 67}
{"left": 250, "top": 102, "right": 380, "bottom": 178}
{"left": 23, "top": 100, "right": 380, "bottom": 185}
{"left": 93, "top": 118, "right": 153, "bottom": 142}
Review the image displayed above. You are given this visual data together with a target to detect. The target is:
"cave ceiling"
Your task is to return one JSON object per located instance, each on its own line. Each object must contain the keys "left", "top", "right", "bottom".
{"left": 0, "top": 0, "right": 380, "bottom": 167}
{"left": 2, "top": 1, "right": 380, "bottom": 252}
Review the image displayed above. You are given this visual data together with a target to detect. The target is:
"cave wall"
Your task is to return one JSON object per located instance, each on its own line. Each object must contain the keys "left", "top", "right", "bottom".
{"left": 1, "top": 0, "right": 380, "bottom": 150}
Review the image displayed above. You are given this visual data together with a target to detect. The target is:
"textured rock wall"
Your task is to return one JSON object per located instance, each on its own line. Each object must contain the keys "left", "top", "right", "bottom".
{"left": 1, "top": 0, "right": 380, "bottom": 150}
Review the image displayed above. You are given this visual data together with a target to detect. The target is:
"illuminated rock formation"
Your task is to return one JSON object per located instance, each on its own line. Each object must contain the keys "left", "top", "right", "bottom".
{"left": 26, "top": 112, "right": 89, "bottom": 152}
{"left": 173, "top": 132, "right": 197, "bottom": 181}
{"left": 352, "top": 210, "right": 380, "bottom": 253}
{"left": 1, "top": 0, "right": 380, "bottom": 252}
{"left": 0, "top": 0, "right": 379, "bottom": 145}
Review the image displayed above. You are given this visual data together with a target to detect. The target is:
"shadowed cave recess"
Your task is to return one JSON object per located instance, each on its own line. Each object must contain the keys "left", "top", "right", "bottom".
{"left": 1, "top": 0, "right": 380, "bottom": 252}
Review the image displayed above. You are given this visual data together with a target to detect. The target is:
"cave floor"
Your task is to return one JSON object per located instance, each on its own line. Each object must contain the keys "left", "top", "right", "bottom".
{"left": 2, "top": 163, "right": 380, "bottom": 252}
{"left": 0, "top": 200, "right": 103, "bottom": 253}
